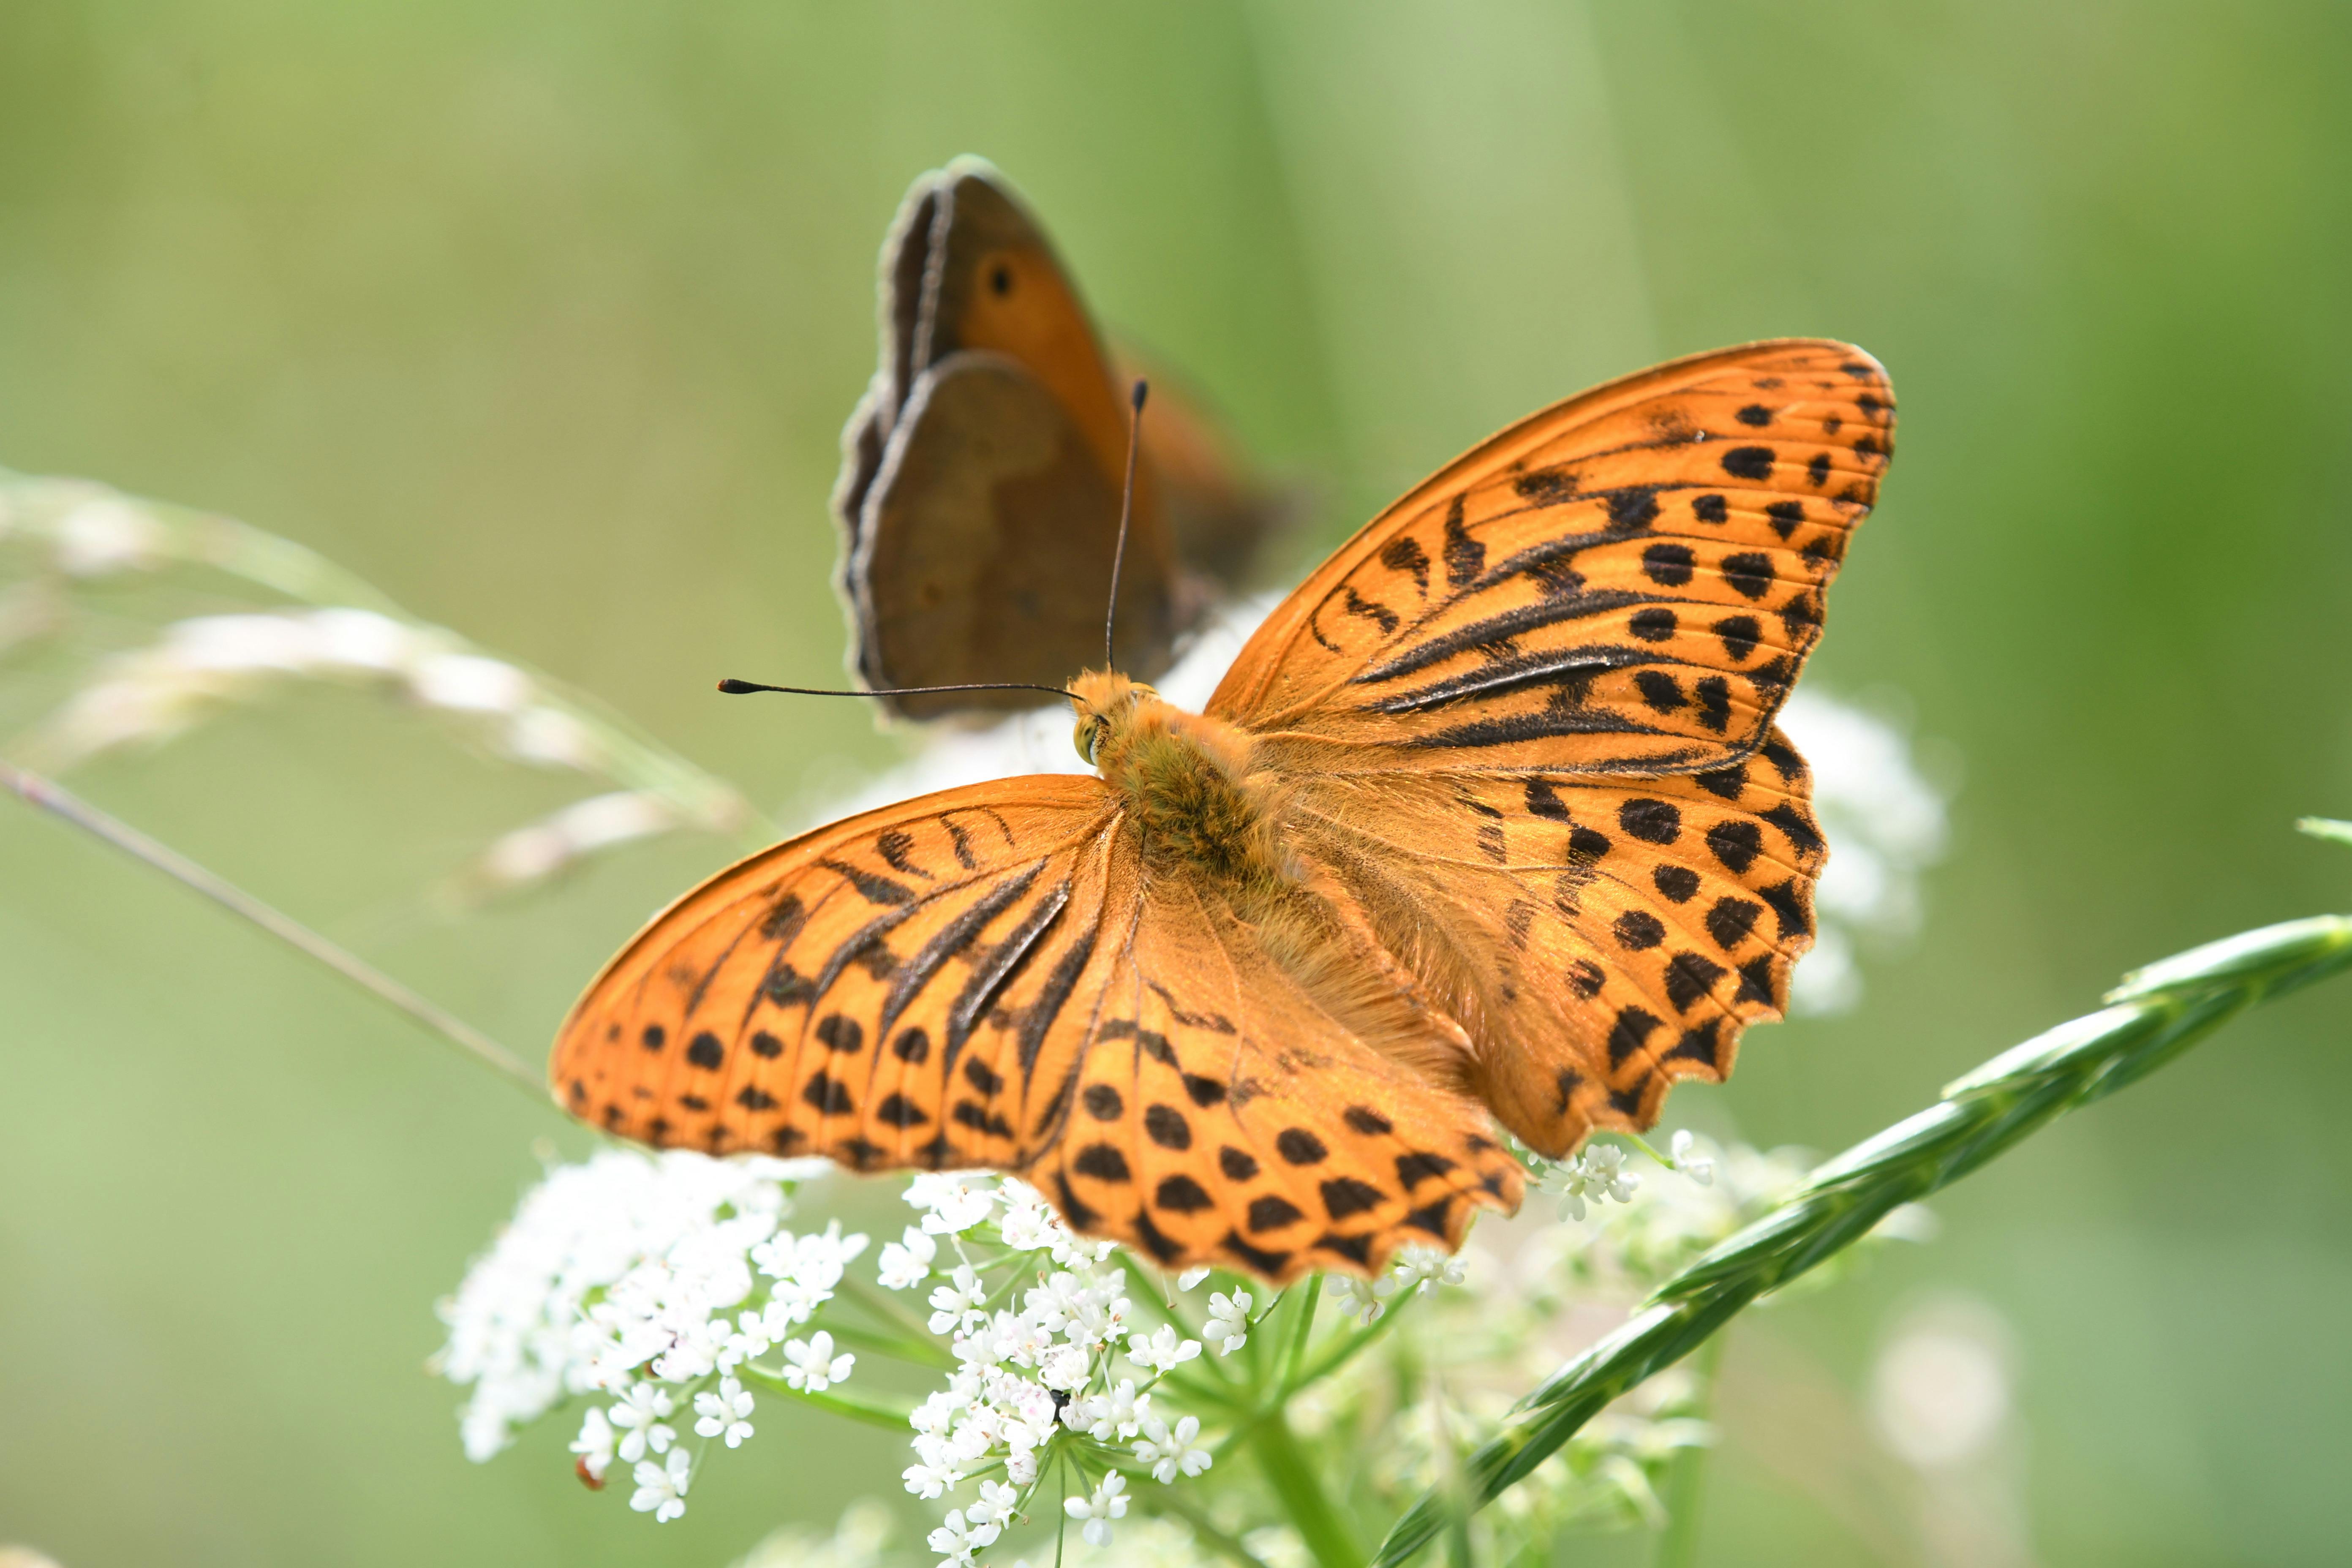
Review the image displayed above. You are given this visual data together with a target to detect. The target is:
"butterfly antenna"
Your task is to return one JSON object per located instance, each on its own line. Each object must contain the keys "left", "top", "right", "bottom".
{"left": 1104, "top": 377, "right": 1149, "bottom": 670}
{"left": 718, "top": 678, "right": 1078, "bottom": 702}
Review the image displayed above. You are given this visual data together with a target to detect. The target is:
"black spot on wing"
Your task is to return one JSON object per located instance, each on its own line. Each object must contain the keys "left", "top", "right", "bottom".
{"left": 1320, "top": 1177, "right": 1386, "bottom": 1220}
{"left": 1381, "top": 534, "right": 1432, "bottom": 594}
{"left": 1653, "top": 864, "right": 1700, "bottom": 902}
{"left": 1712, "top": 615, "right": 1762, "bottom": 662}
{"left": 874, "top": 829, "right": 933, "bottom": 880}
{"left": 1707, "top": 819, "right": 1764, "bottom": 874}
{"left": 817, "top": 857, "right": 916, "bottom": 907}
{"left": 1759, "top": 878, "right": 1813, "bottom": 940}
{"left": 1641, "top": 543, "right": 1695, "bottom": 586}
{"left": 1607, "top": 1006, "right": 1662, "bottom": 1066}
{"left": 1157, "top": 1174, "right": 1214, "bottom": 1213}
{"left": 1343, "top": 587, "right": 1400, "bottom": 635}
{"left": 1618, "top": 799, "right": 1681, "bottom": 844}
{"left": 1248, "top": 1195, "right": 1305, "bottom": 1231}
{"left": 1524, "top": 778, "right": 1572, "bottom": 821}
{"left": 1706, "top": 897, "right": 1763, "bottom": 950}
{"left": 1721, "top": 553, "right": 1775, "bottom": 600}
{"left": 1442, "top": 495, "right": 1483, "bottom": 586}
{"left": 1131, "top": 1207, "right": 1184, "bottom": 1265}
{"left": 1663, "top": 951, "right": 1727, "bottom": 1012}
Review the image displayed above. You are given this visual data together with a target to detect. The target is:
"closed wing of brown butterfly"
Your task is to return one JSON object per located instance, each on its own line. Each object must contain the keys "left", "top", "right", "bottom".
{"left": 835, "top": 157, "right": 1285, "bottom": 719}
{"left": 558, "top": 340, "right": 1895, "bottom": 1283}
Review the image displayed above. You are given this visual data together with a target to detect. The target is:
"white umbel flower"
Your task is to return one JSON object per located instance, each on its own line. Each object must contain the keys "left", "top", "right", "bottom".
{"left": 906, "top": 1172, "right": 996, "bottom": 1234}
{"left": 1135, "top": 1413, "right": 1214, "bottom": 1483}
{"left": 1377, "top": 1245, "right": 1467, "bottom": 1301}
{"left": 693, "top": 1377, "right": 755, "bottom": 1448}
{"left": 610, "top": 1383, "right": 676, "bottom": 1464}
{"left": 1201, "top": 1290, "right": 1252, "bottom": 1355}
{"left": 1583, "top": 1143, "right": 1640, "bottom": 1202}
{"left": 1065, "top": 1472, "right": 1130, "bottom": 1546}
{"left": 1544, "top": 1143, "right": 1643, "bottom": 1220}
{"left": 877, "top": 1226, "right": 938, "bottom": 1290}
{"left": 1670, "top": 1130, "right": 1717, "bottom": 1187}
{"left": 782, "top": 1331, "right": 856, "bottom": 1392}
{"left": 1124, "top": 1324, "right": 1202, "bottom": 1373}
{"left": 925, "top": 1505, "right": 1002, "bottom": 1564}
{"left": 628, "top": 1448, "right": 692, "bottom": 1523}
{"left": 1332, "top": 1275, "right": 1384, "bottom": 1323}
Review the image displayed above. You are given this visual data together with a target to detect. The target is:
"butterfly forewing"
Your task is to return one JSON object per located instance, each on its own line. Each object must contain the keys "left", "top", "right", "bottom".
{"left": 553, "top": 775, "right": 1521, "bottom": 1281}
{"left": 1212, "top": 340, "right": 1892, "bottom": 777}
{"left": 553, "top": 777, "right": 1121, "bottom": 1166}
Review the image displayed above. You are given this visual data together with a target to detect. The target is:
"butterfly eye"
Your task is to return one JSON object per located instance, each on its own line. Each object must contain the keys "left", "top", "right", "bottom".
{"left": 1072, "top": 717, "right": 1102, "bottom": 765}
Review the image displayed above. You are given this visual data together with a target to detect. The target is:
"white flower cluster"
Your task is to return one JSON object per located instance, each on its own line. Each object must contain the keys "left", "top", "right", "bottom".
{"left": 1330, "top": 1243, "right": 1470, "bottom": 1325}
{"left": 885, "top": 1172, "right": 1225, "bottom": 1563}
{"left": 1539, "top": 1142, "right": 1644, "bottom": 1221}
{"left": 433, "top": 1148, "right": 863, "bottom": 1524}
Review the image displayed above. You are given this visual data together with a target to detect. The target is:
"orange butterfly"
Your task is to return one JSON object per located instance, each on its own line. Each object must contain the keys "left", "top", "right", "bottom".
{"left": 553, "top": 340, "right": 1894, "bottom": 1282}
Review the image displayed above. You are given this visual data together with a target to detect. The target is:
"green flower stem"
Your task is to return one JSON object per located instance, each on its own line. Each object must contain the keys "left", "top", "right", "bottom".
{"left": 1143, "top": 1486, "right": 1273, "bottom": 1568}
{"left": 1117, "top": 1254, "right": 1194, "bottom": 1334}
{"left": 807, "top": 1316, "right": 955, "bottom": 1372}
{"left": 1249, "top": 1404, "right": 1363, "bottom": 1568}
{"left": 1286, "top": 1296, "right": 1407, "bottom": 1397}
{"left": 1278, "top": 1277, "right": 1323, "bottom": 1390}
{"left": 1652, "top": 1334, "right": 1727, "bottom": 1568}
{"left": 834, "top": 1276, "right": 958, "bottom": 1369}
{"left": 1371, "top": 912, "right": 2352, "bottom": 1567}
{"left": 734, "top": 1366, "right": 915, "bottom": 1431}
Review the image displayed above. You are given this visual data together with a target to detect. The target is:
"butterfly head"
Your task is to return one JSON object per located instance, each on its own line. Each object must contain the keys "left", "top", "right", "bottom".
{"left": 1068, "top": 670, "right": 1161, "bottom": 765}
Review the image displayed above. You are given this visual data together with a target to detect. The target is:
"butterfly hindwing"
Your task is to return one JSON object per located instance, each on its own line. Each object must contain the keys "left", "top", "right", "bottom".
{"left": 1211, "top": 340, "right": 1893, "bottom": 778}
{"left": 1035, "top": 874, "right": 1520, "bottom": 1282}
{"left": 1281, "top": 726, "right": 1824, "bottom": 1156}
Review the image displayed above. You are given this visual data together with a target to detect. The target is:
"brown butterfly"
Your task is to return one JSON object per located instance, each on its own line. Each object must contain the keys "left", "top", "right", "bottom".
{"left": 834, "top": 157, "right": 1284, "bottom": 720}
{"left": 556, "top": 339, "right": 1895, "bottom": 1282}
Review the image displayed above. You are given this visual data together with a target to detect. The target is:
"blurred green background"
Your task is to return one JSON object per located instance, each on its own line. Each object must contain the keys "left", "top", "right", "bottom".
{"left": 3, "top": 2, "right": 2349, "bottom": 1564}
